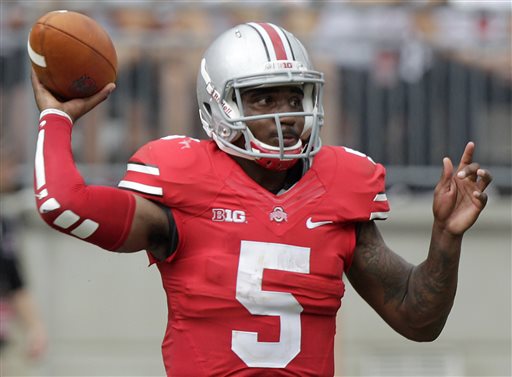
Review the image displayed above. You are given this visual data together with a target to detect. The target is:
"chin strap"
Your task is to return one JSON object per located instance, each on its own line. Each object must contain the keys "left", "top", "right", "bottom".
{"left": 34, "top": 110, "right": 136, "bottom": 251}
{"left": 255, "top": 158, "right": 298, "bottom": 171}
{"left": 253, "top": 154, "right": 299, "bottom": 172}
{"left": 250, "top": 139, "right": 302, "bottom": 172}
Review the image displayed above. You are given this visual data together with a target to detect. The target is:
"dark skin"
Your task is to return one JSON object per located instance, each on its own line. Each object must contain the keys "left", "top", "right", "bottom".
{"left": 31, "top": 70, "right": 492, "bottom": 341}
{"left": 231, "top": 86, "right": 306, "bottom": 193}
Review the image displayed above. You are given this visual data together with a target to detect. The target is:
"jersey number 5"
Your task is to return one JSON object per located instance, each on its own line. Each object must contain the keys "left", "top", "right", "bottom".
{"left": 232, "top": 240, "right": 310, "bottom": 368}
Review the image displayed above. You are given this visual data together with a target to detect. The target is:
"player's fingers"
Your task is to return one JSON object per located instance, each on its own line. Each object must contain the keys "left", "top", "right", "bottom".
{"left": 456, "top": 162, "right": 480, "bottom": 182}
{"left": 31, "top": 69, "right": 45, "bottom": 98}
{"left": 30, "top": 68, "right": 40, "bottom": 88}
{"left": 78, "top": 83, "right": 116, "bottom": 115}
{"left": 476, "top": 168, "right": 493, "bottom": 192}
{"left": 30, "top": 68, "right": 57, "bottom": 111}
{"left": 30, "top": 70, "right": 44, "bottom": 109}
{"left": 473, "top": 190, "right": 488, "bottom": 208}
{"left": 443, "top": 157, "right": 453, "bottom": 180}
{"left": 436, "top": 157, "right": 453, "bottom": 192}
{"left": 30, "top": 68, "right": 52, "bottom": 96}
{"left": 457, "top": 141, "right": 475, "bottom": 169}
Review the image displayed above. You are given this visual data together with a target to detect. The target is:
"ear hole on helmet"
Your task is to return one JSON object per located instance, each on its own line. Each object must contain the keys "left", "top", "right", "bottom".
{"left": 203, "top": 102, "right": 212, "bottom": 116}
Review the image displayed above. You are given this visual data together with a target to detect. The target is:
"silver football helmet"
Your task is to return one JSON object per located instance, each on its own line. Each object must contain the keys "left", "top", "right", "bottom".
{"left": 197, "top": 22, "right": 325, "bottom": 171}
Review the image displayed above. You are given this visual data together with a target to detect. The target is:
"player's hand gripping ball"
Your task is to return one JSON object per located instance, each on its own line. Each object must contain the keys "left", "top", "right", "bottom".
{"left": 28, "top": 10, "right": 117, "bottom": 100}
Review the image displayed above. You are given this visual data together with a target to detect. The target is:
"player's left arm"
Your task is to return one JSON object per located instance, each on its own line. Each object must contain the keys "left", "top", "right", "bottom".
{"left": 347, "top": 142, "right": 492, "bottom": 341}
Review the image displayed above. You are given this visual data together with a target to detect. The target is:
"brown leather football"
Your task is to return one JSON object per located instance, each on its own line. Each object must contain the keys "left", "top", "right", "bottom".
{"left": 28, "top": 10, "right": 117, "bottom": 100}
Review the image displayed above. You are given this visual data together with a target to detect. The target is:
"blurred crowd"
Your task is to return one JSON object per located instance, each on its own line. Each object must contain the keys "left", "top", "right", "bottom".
{"left": 1, "top": 0, "right": 511, "bottom": 189}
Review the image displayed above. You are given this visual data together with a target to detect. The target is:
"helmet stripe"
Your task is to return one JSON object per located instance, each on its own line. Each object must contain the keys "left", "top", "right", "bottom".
{"left": 280, "top": 29, "right": 296, "bottom": 60}
{"left": 266, "top": 23, "right": 294, "bottom": 60}
{"left": 257, "top": 23, "right": 288, "bottom": 60}
{"left": 248, "top": 22, "right": 293, "bottom": 61}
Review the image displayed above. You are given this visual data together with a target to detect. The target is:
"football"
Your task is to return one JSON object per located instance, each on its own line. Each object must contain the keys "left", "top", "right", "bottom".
{"left": 27, "top": 10, "right": 117, "bottom": 100}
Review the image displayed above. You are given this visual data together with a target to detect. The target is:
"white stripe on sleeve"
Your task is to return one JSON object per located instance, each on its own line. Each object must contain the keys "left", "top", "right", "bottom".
{"left": 370, "top": 211, "right": 389, "bottom": 220}
{"left": 127, "top": 163, "right": 160, "bottom": 176}
{"left": 39, "top": 198, "right": 60, "bottom": 213}
{"left": 118, "top": 180, "right": 163, "bottom": 196}
{"left": 373, "top": 193, "right": 388, "bottom": 202}
{"left": 35, "top": 129, "right": 46, "bottom": 190}
{"left": 53, "top": 210, "right": 80, "bottom": 229}
{"left": 71, "top": 219, "right": 99, "bottom": 239}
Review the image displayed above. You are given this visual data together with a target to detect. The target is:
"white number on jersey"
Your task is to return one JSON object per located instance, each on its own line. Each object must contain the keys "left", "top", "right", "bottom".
{"left": 232, "top": 241, "right": 310, "bottom": 368}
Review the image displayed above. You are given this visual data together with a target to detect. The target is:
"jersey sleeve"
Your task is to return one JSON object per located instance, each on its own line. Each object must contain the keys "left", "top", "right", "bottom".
{"left": 118, "top": 141, "right": 166, "bottom": 204}
{"left": 117, "top": 136, "right": 209, "bottom": 265}
{"left": 327, "top": 146, "right": 390, "bottom": 223}
{"left": 118, "top": 136, "right": 204, "bottom": 207}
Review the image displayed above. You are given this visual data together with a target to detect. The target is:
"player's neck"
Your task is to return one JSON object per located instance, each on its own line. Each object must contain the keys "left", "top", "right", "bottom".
{"left": 232, "top": 156, "right": 303, "bottom": 195}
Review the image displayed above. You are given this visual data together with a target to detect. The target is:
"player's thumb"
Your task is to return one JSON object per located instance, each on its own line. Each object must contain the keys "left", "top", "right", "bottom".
{"left": 434, "top": 157, "right": 451, "bottom": 192}
{"left": 440, "top": 157, "right": 453, "bottom": 185}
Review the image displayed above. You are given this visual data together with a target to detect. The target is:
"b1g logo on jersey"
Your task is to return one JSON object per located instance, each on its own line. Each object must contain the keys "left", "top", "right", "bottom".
{"left": 212, "top": 208, "right": 246, "bottom": 223}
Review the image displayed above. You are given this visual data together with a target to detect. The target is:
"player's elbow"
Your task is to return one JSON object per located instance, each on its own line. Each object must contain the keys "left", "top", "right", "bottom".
{"left": 36, "top": 186, "right": 86, "bottom": 232}
{"left": 400, "top": 318, "right": 447, "bottom": 342}
{"left": 35, "top": 184, "right": 136, "bottom": 252}
{"left": 405, "top": 328, "right": 442, "bottom": 343}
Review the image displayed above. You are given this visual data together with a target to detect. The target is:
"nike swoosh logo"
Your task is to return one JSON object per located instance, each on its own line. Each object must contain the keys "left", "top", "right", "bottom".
{"left": 306, "top": 217, "right": 333, "bottom": 229}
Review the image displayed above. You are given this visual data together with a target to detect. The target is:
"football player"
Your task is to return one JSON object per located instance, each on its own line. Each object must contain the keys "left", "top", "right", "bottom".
{"left": 30, "top": 22, "right": 492, "bottom": 376}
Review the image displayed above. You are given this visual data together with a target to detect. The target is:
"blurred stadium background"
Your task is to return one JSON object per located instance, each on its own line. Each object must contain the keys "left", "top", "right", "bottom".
{"left": 1, "top": 1, "right": 510, "bottom": 376}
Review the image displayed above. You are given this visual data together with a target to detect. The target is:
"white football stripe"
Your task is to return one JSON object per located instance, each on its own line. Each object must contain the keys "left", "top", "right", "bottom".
{"left": 71, "top": 219, "right": 99, "bottom": 239}
{"left": 118, "top": 180, "right": 163, "bottom": 196}
{"left": 373, "top": 193, "right": 388, "bottom": 202}
{"left": 53, "top": 210, "right": 80, "bottom": 229}
{"left": 27, "top": 39, "right": 47, "bottom": 68}
{"left": 370, "top": 211, "right": 389, "bottom": 220}
{"left": 35, "top": 129, "right": 46, "bottom": 189}
{"left": 127, "top": 163, "right": 160, "bottom": 176}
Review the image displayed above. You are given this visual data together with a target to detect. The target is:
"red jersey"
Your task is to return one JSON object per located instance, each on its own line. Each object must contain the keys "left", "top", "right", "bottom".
{"left": 119, "top": 137, "right": 389, "bottom": 376}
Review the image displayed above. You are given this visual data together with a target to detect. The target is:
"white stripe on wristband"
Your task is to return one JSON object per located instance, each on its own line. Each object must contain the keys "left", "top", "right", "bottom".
{"left": 40, "top": 109, "right": 73, "bottom": 124}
